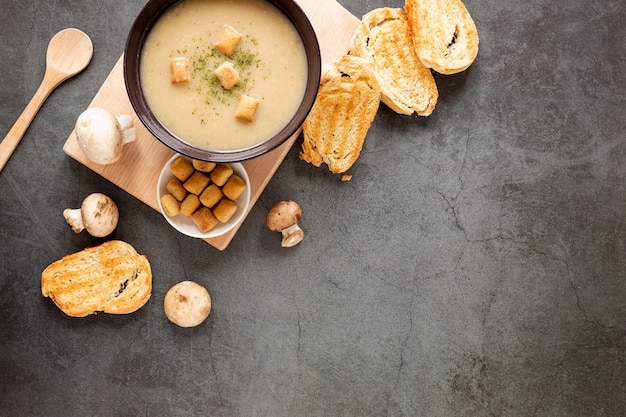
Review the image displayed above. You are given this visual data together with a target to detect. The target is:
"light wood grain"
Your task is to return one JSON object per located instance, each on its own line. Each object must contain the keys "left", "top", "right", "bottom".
{"left": 1, "top": 28, "right": 92, "bottom": 172}
{"left": 63, "top": 0, "right": 359, "bottom": 250}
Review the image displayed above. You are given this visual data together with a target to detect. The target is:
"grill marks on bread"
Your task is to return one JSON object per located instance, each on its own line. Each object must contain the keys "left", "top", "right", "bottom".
{"left": 300, "top": 56, "right": 380, "bottom": 174}
{"left": 41, "top": 241, "right": 152, "bottom": 317}
{"left": 349, "top": 7, "right": 438, "bottom": 116}
{"left": 300, "top": 0, "right": 478, "bottom": 175}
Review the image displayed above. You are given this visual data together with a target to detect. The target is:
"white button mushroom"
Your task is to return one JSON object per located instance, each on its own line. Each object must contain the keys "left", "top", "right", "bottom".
{"left": 75, "top": 107, "right": 136, "bottom": 165}
{"left": 164, "top": 281, "right": 212, "bottom": 327}
{"left": 63, "top": 193, "right": 119, "bottom": 237}
{"left": 266, "top": 200, "right": 304, "bottom": 247}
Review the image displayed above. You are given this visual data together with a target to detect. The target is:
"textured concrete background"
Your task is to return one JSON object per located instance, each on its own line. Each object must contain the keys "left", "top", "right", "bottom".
{"left": 1, "top": 0, "right": 625, "bottom": 416}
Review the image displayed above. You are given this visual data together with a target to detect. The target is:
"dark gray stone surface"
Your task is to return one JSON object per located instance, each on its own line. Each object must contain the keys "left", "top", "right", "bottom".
{"left": 1, "top": 0, "right": 625, "bottom": 416}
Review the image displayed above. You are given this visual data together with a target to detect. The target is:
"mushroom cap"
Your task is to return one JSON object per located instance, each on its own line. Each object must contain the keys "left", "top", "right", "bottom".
{"left": 266, "top": 200, "right": 302, "bottom": 231}
{"left": 75, "top": 107, "right": 123, "bottom": 165}
{"left": 80, "top": 193, "right": 119, "bottom": 237}
{"left": 164, "top": 281, "right": 212, "bottom": 327}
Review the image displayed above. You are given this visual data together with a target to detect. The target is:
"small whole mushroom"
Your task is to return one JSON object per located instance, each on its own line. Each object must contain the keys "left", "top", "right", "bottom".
{"left": 164, "top": 281, "right": 212, "bottom": 327}
{"left": 266, "top": 200, "right": 304, "bottom": 247}
{"left": 63, "top": 193, "right": 119, "bottom": 237}
{"left": 75, "top": 107, "right": 136, "bottom": 165}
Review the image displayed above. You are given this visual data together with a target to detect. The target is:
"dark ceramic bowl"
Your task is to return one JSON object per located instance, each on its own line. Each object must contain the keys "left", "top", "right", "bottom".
{"left": 124, "top": 0, "right": 321, "bottom": 162}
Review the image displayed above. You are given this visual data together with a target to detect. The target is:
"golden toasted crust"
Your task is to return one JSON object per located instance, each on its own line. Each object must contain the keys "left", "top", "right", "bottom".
{"left": 349, "top": 7, "right": 438, "bottom": 116}
{"left": 180, "top": 193, "right": 201, "bottom": 216}
{"left": 405, "top": 0, "right": 479, "bottom": 75}
{"left": 166, "top": 178, "right": 187, "bottom": 201}
{"left": 192, "top": 159, "right": 216, "bottom": 173}
{"left": 210, "top": 164, "right": 233, "bottom": 186}
{"left": 222, "top": 175, "right": 246, "bottom": 201}
{"left": 300, "top": 55, "right": 381, "bottom": 174}
{"left": 170, "top": 156, "right": 194, "bottom": 181}
{"left": 183, "top": 171, "right": 210, "bottom": 195}
{"left": 199, "top": 184, "right": 223, "bottom": 208}
{"left": 191, "top": 206, "right": 218, "bottom": 232}
{"left": 160, "top": 193, "right": 181, "bottom": 217}
{"left": 41, "top": 241, "right": 152, "bottom": 317}
{"left": 213, "top": 198, "right": 237, "bottom": 223}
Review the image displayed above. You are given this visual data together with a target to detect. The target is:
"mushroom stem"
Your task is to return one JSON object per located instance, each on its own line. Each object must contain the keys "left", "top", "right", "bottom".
{"left": 63, "top": 208, "right": 85, "bottom": 233}
{"left": 281, "top": 223, "right": 304, "bottom": 247}
{"left": 115, "top": 114, "right": 136, "bottom": 145}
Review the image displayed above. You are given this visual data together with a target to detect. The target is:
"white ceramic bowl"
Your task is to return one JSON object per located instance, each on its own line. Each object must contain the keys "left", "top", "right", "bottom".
{"left": 157, "top": 154, "right": 251, "bottom": 239}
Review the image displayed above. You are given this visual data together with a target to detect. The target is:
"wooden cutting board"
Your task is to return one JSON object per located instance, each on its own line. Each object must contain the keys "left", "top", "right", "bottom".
{"left": 63, "top": 0, "right": 359, "bottom": 250}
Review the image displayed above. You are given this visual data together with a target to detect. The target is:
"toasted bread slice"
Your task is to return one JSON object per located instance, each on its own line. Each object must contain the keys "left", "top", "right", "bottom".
{"left": 405, "top": 0, "right": 479, "bottom": 75}
{"left": 300, "top": 55, "right": 380, "bottom": 174}
{"left": 349, "top": 7, "right": 438, "bottom": 116}
{"left": 41, "top": 240, "right": 152, "bottom": 317}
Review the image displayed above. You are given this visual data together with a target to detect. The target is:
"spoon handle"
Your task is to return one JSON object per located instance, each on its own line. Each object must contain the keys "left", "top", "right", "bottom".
{"left": 0, "top": 69, "right": 65, "bottom": 173}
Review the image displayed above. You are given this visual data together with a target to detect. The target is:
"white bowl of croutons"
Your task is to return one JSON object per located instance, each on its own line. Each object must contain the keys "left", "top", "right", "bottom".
{"left": 157, "top": 154, "right": 251, "bottom": 239}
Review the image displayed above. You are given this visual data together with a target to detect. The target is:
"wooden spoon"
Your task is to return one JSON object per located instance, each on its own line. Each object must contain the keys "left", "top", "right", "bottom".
{"left": 0, "top": 28, "right": 93, "bottom": 172}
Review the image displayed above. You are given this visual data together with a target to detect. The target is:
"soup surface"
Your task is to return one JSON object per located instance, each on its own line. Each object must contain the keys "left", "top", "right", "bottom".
{"left": 140, "top": 0, "right": 308, "bottom": 151}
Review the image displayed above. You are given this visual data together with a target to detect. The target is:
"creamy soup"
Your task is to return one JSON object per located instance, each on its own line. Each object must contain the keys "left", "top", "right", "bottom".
{"left": 140, "top": 0, "right": 308, "bottom": 151}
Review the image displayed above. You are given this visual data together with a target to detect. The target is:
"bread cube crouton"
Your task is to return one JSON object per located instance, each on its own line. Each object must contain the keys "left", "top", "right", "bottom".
{"left": 166, "top": 178, "right": 188, "bottom": 201}
{"left": 192, "top": 159, "right": 216, "bottom": 173}
{"left": 199, "top": 184, "right": 223, "bottom": 208}
{"left": 222, "top": 175, "right": 246, "bottom": 201}
{"left": 169, "top": 57, "right": 190, "bottom": 84}
{"left": 183, "top": 171, "right": 211, "bottom": 195}
{"left": 213, "top": 198, "right": 238, "bottom": 223}
{"left": 191, "top": 206, "right": 219, "bottom": 233}
{"left": 180, "top": 194, "right": 202, "bottom": 217}
{"left": 170, "top": 156, "right": 195, "bottom": 181}
{"left": 209, "top": 164, "right": 233, "bottom": 186}
{"left": 215, "top": 25, "right": 243, "bottom": 56}
{"left": 160, "top": 194, "right": 181, "bottom": 217}
{"left": 214, "top": 62, "right": 240, "bottom": 90}
{"left": 235, "top": 94, "right": 260, "bottom": 122}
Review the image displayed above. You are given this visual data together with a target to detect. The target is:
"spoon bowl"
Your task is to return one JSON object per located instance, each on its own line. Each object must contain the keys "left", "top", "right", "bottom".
{"left": 47, "top": 28, "right": 94, "bottom": 79}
